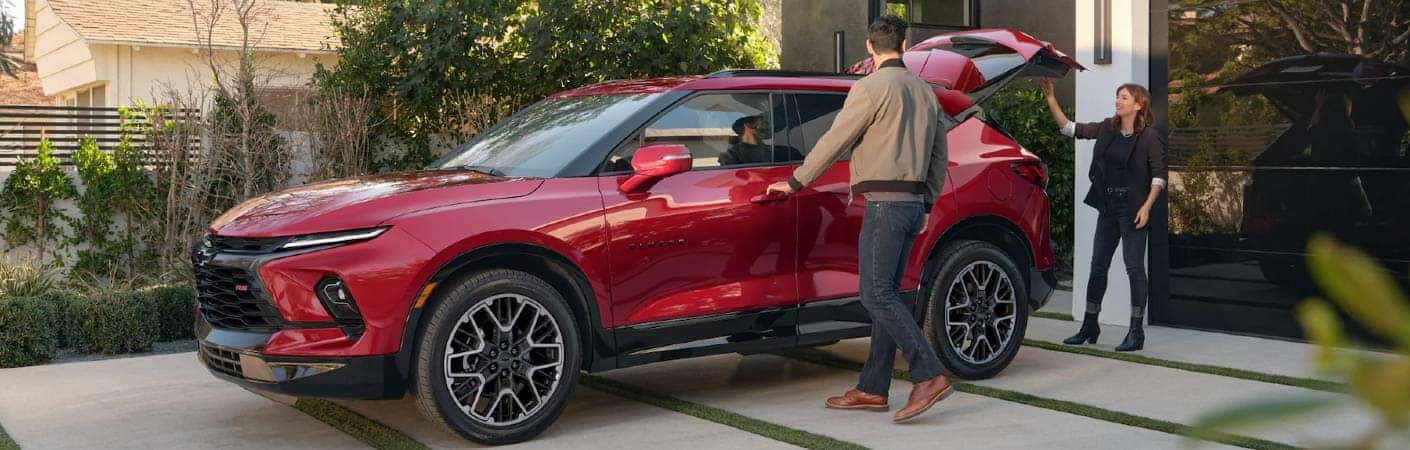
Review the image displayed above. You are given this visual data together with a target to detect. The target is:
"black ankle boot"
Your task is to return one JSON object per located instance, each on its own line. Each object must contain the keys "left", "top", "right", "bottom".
{"left": 1063, "top": 312, "right": 1100, "bottom": 345}
{"left": 1115, "top": 316, "right": 1145, "bottom": 352}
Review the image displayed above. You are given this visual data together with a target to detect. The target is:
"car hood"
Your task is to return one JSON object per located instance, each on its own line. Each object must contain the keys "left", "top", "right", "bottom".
{"left": 209, "top": 170, "right": 544, "bottom": 237}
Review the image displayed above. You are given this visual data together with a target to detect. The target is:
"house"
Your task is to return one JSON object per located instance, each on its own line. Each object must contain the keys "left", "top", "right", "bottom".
{"left": 23, "top": 0, "right": 339, "bottom": 108}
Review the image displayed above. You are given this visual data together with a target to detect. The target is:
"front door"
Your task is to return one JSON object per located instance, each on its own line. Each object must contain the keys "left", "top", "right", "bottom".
{"left": 598, "top": 92, "right": 800, "bottom": 344}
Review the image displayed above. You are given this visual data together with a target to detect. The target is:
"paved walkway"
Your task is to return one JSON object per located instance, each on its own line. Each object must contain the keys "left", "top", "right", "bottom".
{"left": 0, "top": 290, "right": 1396, "bottom": 449}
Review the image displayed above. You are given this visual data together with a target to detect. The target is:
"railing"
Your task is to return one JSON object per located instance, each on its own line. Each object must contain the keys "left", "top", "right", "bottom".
{"left": 0, "top": 105, "right": 201, "bottom": 166}
{"left": 1168, "top": 124, "right": 1289, "bottom": 167}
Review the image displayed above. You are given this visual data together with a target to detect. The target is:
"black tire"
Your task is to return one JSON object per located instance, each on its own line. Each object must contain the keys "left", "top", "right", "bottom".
{"left": 922, "top": 240, "right": 1029, "bottom": 380}
{"left": 413, "top": 269, "right": 581, "bottom": 445}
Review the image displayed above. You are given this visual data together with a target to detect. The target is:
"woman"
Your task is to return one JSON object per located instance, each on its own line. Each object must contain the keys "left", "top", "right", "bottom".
{"left": 1040, "top": 78, "right": 1167, "bottom": 352}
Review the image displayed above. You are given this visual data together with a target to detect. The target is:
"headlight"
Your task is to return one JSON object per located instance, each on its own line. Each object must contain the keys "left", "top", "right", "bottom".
{"left": 279, "top": 227, "right": 389, "bottom": 250}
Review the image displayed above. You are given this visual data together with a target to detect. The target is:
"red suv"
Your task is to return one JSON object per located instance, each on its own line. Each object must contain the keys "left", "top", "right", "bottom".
{"left": 195, "top": 29, "right": 1077, "bottom": 444}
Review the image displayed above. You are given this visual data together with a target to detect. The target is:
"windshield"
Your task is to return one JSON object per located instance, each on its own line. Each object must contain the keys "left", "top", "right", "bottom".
{"left": 437, "top": 93, "right": 661, "bottom": 177}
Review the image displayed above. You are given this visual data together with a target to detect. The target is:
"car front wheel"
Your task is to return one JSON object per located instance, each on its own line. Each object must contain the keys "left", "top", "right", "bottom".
{"left": 922, "top": 240, "right": 1029, "bottom": 380}
{"left": 413, "top": 269, "right": 581, "bottom": 445}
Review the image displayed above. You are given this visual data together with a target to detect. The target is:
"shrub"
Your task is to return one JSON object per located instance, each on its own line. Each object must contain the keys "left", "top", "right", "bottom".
{"left": 145, "top": 284, "right": 196, "bottom": 342}
{"left": 0, "top": 137, "right": 77, "bottom": 264}
{"left": 0, "top": 261, "right": 59, "bottom": 298}
{"left": 984, "top": 80, "right": 1077, "bottom": 270}
{"left": 76, "top": 290, "right": 159, "bottom": 354}
{"left": 0, "top": 295, "right": 59, "bottom": 368}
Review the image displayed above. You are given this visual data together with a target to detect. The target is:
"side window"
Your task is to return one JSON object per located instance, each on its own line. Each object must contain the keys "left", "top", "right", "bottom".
{"left": 601, "top": 93, "right": 791, "bottom": 173}
{"left": 790, "top": 93, "right": 849, "bottom": 162}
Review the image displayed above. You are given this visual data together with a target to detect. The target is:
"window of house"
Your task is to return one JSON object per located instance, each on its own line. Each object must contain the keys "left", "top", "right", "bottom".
{"left": 879, "top": 0, "right": 974, "bottom": 28}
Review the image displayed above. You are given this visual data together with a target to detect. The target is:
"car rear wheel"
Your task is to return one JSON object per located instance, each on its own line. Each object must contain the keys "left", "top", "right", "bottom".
{"left": 922, "top": 240, "right": 1029, "bottom": 380}
{"left": 413, "top": 269, "right": 581, "bottom": 445}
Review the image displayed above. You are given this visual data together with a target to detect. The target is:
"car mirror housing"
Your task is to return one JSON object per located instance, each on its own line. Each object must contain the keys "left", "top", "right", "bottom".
{"left": 619, "top": 143, "right": 692, "bottom": 193}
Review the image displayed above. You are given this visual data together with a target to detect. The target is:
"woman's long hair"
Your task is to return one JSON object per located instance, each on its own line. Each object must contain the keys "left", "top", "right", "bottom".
{"left": 1110, "top": 83, "right": 1154, "bottom": 132}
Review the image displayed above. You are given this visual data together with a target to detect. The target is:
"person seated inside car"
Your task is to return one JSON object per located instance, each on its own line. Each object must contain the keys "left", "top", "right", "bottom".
{"left": 720, "top": 115, "right": 803, "bottom": 166}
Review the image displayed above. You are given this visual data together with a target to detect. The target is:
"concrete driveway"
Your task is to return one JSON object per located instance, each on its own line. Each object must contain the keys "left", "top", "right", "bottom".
{"left": 0, "top": 292, "right": 1393, "bottom": 449}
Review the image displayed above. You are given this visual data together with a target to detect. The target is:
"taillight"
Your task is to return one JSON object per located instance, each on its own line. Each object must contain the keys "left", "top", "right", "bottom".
{"left": 1012, "top": 161, "right": 1048, "bottom": 189}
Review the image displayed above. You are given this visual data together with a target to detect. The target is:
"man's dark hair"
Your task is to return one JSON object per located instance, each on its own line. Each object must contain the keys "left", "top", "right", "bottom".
{"left": 868, "top": 15, "right": 908, "bottom": 54}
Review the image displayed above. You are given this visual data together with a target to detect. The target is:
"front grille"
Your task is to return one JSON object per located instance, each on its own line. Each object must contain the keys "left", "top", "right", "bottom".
{"left": 195, "top": 264, "right": 283, "bottom": 331}
{"left": 202, "top": 344, "right": 244, "bottom": 378}
{"left": 207, "top": 235, "right": 289, "bottom": 253}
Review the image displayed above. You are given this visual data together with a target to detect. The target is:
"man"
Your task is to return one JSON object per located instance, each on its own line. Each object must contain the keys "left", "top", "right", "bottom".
{"left": 766, "top": 15, "right": 951, "bottom": 423}
{"left": 721, "top": 114, "right": 802, "bottom": 166}
{"left": 720, "top": 115, "right": 771, "bottom": 165}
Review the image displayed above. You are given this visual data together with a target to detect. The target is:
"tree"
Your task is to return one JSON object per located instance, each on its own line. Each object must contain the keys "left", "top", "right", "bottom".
{"left": 185, "top": 0, "right": 290, "bottom": 210}
{"left": 1, "top": 4, "right": 18, "bottom": 77}
{"left": 317, "top": 0, "right": 776, "bottom": 171}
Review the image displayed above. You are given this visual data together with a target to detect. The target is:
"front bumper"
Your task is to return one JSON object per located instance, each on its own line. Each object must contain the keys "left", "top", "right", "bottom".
{"left": 196, "top": 319, "right": 407, "bottom": 400}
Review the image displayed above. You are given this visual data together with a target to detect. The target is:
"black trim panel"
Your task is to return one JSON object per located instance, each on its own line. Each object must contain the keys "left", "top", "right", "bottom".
{"left": 602, "top": 290, "right": 921, "bottom": 371}
{"left": 196, "top": 317, "right": 408, "bottom": 400}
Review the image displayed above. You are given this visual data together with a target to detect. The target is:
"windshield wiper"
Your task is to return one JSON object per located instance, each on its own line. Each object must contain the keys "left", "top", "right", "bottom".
{"left": 459, "top": 165, "right": 506, "bottom": 177}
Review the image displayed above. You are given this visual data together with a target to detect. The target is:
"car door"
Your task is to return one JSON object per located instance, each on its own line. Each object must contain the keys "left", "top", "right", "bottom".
{"left": 786, "top": 92, "right": 869, "bottom": 304}
{"left": 597, "top": 92, "right": 800, "bottom": 334}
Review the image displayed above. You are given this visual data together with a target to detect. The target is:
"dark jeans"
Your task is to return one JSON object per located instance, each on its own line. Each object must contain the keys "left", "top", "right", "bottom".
{"left": 1086, "top": 192, "right": 1149, "bottom": 317}
{"left": 856, "top": 201, "right": 946, "bottom": 396}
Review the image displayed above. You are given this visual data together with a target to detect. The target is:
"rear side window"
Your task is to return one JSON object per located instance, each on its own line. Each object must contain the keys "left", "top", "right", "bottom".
{"left": 789, "top": 93, "right": 850, "bottom": 162}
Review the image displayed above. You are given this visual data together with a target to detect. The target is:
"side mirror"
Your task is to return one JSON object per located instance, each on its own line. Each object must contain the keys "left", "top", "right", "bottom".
{"left": 619, "top": 143, "right": 692, "bottom": 193}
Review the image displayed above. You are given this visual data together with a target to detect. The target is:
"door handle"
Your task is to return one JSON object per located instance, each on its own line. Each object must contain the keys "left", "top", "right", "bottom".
{"left": 750, "top": 193, "right": 789, "bottom": 204}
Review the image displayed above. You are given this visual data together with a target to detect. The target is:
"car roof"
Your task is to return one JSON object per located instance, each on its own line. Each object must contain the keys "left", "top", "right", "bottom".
{"left": 550, "top": 71, "right": 859, "bottom": 98}
{"left": 550, "top": 70, "right": 975, "bottom": 114}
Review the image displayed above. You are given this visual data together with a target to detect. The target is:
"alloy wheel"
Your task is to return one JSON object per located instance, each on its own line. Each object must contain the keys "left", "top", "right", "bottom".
{"left": 944, "top": 261, "right": 1017, "bottom": 365}
{"left": 443, "top": 293, "right": 565, "bottom": 426}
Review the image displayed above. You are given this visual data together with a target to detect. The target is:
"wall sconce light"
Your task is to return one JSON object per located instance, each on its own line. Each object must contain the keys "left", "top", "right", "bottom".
{"left": 1094, "top": 0, "right": 1112, "bottom": 65}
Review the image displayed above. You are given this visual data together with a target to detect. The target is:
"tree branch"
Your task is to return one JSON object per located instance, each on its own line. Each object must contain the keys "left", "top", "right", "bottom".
{"left": 1262, "top": 0, "right": 1319, "bottom": 54}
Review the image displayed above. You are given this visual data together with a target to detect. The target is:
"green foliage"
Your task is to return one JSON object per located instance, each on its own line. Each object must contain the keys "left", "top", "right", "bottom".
{"left": 984, "top": 80, "right": 1076, "bottom": 270}
{"left": 1193, "top": 235, "right": 1410, "bottom": 446}
{"left": 1, "top": 261, "right": 195, "bottom": 365}
{"left": 318, "top": 0, "right": 777, "bottom": 171}
{"left": 0, "top": 260, "right": 59, "bottom": 298}
{"left": 0, "top": 5, "right": 17, "bottom": 78}
{"left": 67, "top": 111, "right": 160, "bottom": 280}
{"left": 0, "top": 295, "right": 59, "bottom": 368}
{"left": 74, "top": 290, "right": 160, "bottom": 354}
{"left": 206, "top": 84, "right": 290, "bottom": 213}
{"left": 0, "top": 138, "right": 77, "bottom": 263}
{"left": 146, "top": 284, "right": 197, "bottom": 342}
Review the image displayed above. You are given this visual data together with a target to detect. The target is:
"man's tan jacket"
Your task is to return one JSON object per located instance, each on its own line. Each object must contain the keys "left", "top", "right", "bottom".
{"left": 787, "top": 59, "right": 948, "bottom": 205}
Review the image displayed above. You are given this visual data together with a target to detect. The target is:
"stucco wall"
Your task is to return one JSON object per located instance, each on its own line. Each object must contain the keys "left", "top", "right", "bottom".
{"left": 780, "top": 0, "right": 870, "bottom": 72}
{"left": 979, "top": 0, "right": 1077, "bottom": 107}
{"left": 96, "top": 45, "right": 337, "bottom": 108}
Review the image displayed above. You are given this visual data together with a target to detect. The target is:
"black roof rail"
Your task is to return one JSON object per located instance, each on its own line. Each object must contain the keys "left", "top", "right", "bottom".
{"left": 704, "top": 69, "right": 863, "bottom": 80}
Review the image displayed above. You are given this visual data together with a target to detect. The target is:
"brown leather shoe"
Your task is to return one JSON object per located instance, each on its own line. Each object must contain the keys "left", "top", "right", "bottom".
{"left": 825, "top": 389, "right": 888, "bottom": 411}
{"left": 893, "top": 375, "right": 954, "bottom": 423}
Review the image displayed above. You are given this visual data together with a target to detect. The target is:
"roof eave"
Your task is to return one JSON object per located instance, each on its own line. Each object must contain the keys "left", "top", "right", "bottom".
{"left": 85, "top": 38, "right": 339, "bottom": 55}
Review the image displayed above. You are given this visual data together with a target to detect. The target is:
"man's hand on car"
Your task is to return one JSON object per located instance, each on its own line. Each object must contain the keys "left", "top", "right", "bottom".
{"left": 765, "top": 181, "right": 795, "bottom": 195}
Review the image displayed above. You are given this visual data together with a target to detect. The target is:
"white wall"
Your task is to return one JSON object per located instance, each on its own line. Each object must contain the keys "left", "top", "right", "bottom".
{"left": 31, "top": 0, "right": 95, "bottom": 97}
{"left": 1072, "top": 0, "right": 1150, "bottom": 325}
{"left": 94, "top": 45, "right": 338, "bottom": 109}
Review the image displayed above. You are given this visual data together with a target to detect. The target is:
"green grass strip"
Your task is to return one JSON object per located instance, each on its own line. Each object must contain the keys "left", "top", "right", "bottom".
{"left": 293, "top": 399, "right": 429, "bottom": 450}
{"left": 581, "top": 374, "right": 867, "bottom": 450}
{"left": 1022, "top": 339, "right": 1346, "bottom": 393}
{"left": 776, "top": 348, "right": 1295, "bottom": 450}
{"left": 1031, "top": 311, "right": 1074, "bottom": 321}
{"left": 0, "top": 420, "right": 18, "bottom": 450}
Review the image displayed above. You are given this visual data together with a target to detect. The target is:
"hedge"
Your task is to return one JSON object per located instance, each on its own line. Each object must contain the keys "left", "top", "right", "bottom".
{"left": 0, "top": 295, "right": 59, "bottom": 368}
{"left": 0, "top": 284, "right": 196, "bottom": 367}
